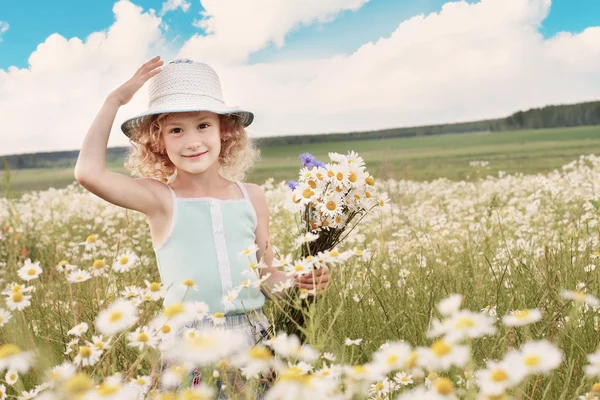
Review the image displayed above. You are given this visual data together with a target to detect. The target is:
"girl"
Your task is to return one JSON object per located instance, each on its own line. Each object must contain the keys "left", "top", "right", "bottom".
{"left": 74, "top": 56, "right": 330, "bottom": 395}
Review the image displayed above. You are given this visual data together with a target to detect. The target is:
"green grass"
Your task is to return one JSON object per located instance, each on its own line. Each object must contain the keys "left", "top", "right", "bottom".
{"left": 3, "top": 125, "right": 600, "bottom": 197}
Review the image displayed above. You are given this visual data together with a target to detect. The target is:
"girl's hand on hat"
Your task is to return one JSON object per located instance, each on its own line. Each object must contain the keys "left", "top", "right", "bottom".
{"left": 109, "top": 56, "right": 164, "bottom": 106}
{"left": 295, "top": 265, "right": 330, "bottom": 296}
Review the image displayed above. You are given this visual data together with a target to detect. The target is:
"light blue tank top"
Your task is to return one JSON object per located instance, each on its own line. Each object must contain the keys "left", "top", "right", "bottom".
{"left": 153, "top": 181, "right": 266, "bottom": 315}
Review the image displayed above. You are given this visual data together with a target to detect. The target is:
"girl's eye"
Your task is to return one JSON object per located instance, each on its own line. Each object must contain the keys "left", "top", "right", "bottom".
{"left": 169, "top": 128, "right": 182, "bottom": 134}
{"left": 199, "top": 123, "right": 209, "bottom": 129}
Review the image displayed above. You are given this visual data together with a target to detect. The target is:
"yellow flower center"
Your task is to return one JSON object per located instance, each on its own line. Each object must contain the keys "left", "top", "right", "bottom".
{"left": 213, "top": 312, "right": 224, "bottom": 319}
{"left": 365, "top": 191, "right": 372, "bottom": 198}
{"left": 182, "top": 279, "right": 195, "bottom": 287}
{"left": 302, "top": 188, "right": 314, "bottom": 199}
{"left": 58, "top": 260, "right": 68, "bottom": 266}
{"left": 249, "top": 346, "right": 272, "bottom": 360}
{"left": 490, "top": 369, "right": 508, "bottom": 382}
{"left": 316, "top": 173, "right": 323, "bottom": 180}
{"left": 352, "top": 365, "right": 367, "bottom": 374}
{"left": 119, "top": 257, "right": 129, "bottom": 265}
{"left": 12, "top": 285, "right": 22, "bottom": 293}
{"left": 431, "top": 340, "right": 451, "bottom": 357}
{"left": 405, "top": 351, "right": 418, "bottom": 369}
{"left": 149, "top": 282, "right": 161, "bottom": 292}
{"left": 524, "top": 355, "right": 541, "bottom": 367}
{"left": 0, "top": 344, "right": 21, "bottom": 359}
{"left": 435, "top": 378, "right": 454, "bottom": 395}
{"left": 379, "top": 199, "right": 386, "bottom": 207}
{"left": 190, "top": 337, "right": 216, "bottom": 349}
{"left": 161, "top": 325, "right": 172, "bottom": 334}
{"left": 94, "top": 342, "right": 104, "bottom": 349}
{"left": 428, "top": 372, "right": 439, "bottom": 381}
{"left": 27, "top": 268, "right": 37, "bottom": 275}
{"left": 93, "top": 260, "right": 106, "bottom": 269}
{"left": 455, "top": 317, "right": 475, "bottom": 329}
{"left": 8, "top": 373, "right": 16, "bottom": 380}
{"left": 592, "top": 383, "right": 600, "bottom": 392}
{"left": 386, "top": 355, "right": 399, "bottom": 365}
{"left": 86, "top": 235, "right": 97, "bottom": 243}
{"left": 79, "top": 346, "right": 92, "bottom": 358}
{"left": 137, "top": 332, "right": 149, "bottom": 342}
{"left": 64, "top": 373, "right": 92, "bottom": 394}
{"left": 97, "top": 383, "right": 120, "bottom": 395}
{"left": 135, "top": 378, "right": 146, "bottom": 385}
{"left": 109, "top": 312, "right": 122, "bottom": 323}
{"left": 326, "top": 201, "right": 337, "bottom": 211}
{"left": 375, "top": 381, "right": 384, "bottom": 391}
{"left": 330, "top": 250, "right": 340, "bottom": 257}
{"left": 336, "top": 172, "right": 344, "bottom": 181}
{"left": 164, "top": 304, "right": 185, "bottom": 318}
{"left": 365, "top": 176, "right": 375, "bottom": 186}
{"left": 327, "top": 170, "right": 334, "bottom": 178}
{"left": 294, "top": 264, "right": 304, "bottom": 271}
{"left": 515, "top": 310, "right": 529, "bottom": 319}
{"left": 11, "top": 292, "right": 24, "bottom": 302}
{"left": 280, "top": 366, "right": 312, "bottom": 385}
{"left": 349, "top": 172, "right": 357, "bottom": 182}
{"left": 308, "top": 180, "right": 317, "bottom": 189}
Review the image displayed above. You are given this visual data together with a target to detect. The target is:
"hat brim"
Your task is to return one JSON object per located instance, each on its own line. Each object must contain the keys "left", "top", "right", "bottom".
{"left": 121, "top": 106, "right": 254, "bottom": 139}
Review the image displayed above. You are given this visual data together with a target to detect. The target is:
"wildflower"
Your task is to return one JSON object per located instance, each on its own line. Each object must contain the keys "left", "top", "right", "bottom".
{"left": 73, "top": 345, "right": 102, "bottom": 367}
{"left": 294, "top": 233, "right": 320, "bottom": 248}
{"left": 321, "top": 352, "right": 336, "bottom": 362}
{"left": 181, "top": 278, "right": 197, "bottom": 291}
{"left": 475, "top": 359, "right": 526, "bottom": 395}
{"left": 91, "top": 259, "right": 108, "bottom": 276}
{"left": 5, "top": 291, "right": 31, "bottom": 311}
{"left": 0, "top": 344, "right": 34, "bottom": 372}
{"left": 585, "top": 350, "right": 600, "bottom": 377}
{"left": 132, "top": 375, "right": 152, "bottom": 394}
{"left": 240, "top": 244, "right": 259, "bottom": 257}
{"left": 437, "top": 294, "right": 463, "bottom": 316}
{"left": 46, "top": 362, "right": 76, "bottom": 382}
{"left": 372, "top": 341, "right": 412, "bottom": 373}
{"left": 165, "top": 329, "right": 245, "bottom": 366}
{"left": 506, "top": 340, "right": 563, "bottom": 376}
{"left": 266, "top": 333, "right": 319, "bottom": 362}
{"left": 418, "top": 340, "right": 470, "bottom": 371}
{"left": 345, "top": 338, "right": 363, "bottom": 346}
{"left": 67, "top": 269, "right": 91, "bottom": 284}
{"left": 112, "top": 251, "right": 138, "bottom": 273}
{"left": 0, "top": 309, "right": 12, "bottom": 327}
{"left": 90, "top": 335, "right": 112, "bottom": 351}
{"left": 502, "top": 309, "right": 542, "bottom": 327}
{"left": 95, "top": 299, "right": 138, "bottom": 336}
{"left": 5, "top": 369, "right": 17, "bottom": 385}
{"left": 394, "top": 371, "right": 414, "bottom": 386}
{"left": 429, "top": 310, "right": 497, "bottom": 342}
{"left": 210, "top": 312, "right": 226, "bottom": 326}
{"left": 287, "top": 180, "right": 300, "bottom": 190}
{"left": 17, "top": 259, "right": 43, "bottom": 282}
{"left": 230, "top": 345, "right": 280, "bottom": 379}
{"left": 143, "top": 280, "right": 165, "bottom": 301}
{"left": 67, "top": 322, "right": 88, "bottom": 337}
{"left": 127, "top": 326, "right": 158, "bottom": 351}
{"left": 561, "top": 290, "right": 600, "bottom": 307}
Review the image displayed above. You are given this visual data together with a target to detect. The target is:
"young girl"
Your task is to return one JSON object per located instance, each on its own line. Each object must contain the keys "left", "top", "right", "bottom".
{"left": 74, "top": 56, "right": 330, "bottom": 394}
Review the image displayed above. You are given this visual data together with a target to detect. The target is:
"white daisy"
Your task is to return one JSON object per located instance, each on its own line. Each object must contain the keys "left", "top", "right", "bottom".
{"left": 95, "top": 299, "right": 138, "bottom": 336}
{"left": 67, "top": 322, "right": 88, "bottom": 337}
{"left": 502, "top": 309, "right": 542, "bottom": 327}
{"left": 5, "top": 369, "right": 18, "bottom": 385}
{"left": 5, "top": 291, "right": 31, "bottom": 311}
{"left": 0, "top": 344, "right": 34, "bottom": 373}
{"left": 127, "top": 326, "right": 158, "bottom": 351}
{"left": 73, "top": 344, "right": 102, "bottom": 367}
{"left": 46, "top": 362, "right": 76, "bottom": 382}
{"left": 0, "top": 309, "right": 12, "bottom": 327}
{"left": 112, "top": 251, "right": 138, "bottom": 273}
{"left": 17, "top": 259, "right": 43, "bottom": 282}
{"left": 67, "top": 269, "right": 91, "bottom": 284}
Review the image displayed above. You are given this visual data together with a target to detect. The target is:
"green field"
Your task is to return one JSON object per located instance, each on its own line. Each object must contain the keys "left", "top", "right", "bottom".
{"left": 3, "top": 125, "right": 600, "bottom": 197}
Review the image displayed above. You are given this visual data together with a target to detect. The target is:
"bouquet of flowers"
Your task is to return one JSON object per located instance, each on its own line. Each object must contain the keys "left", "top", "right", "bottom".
{"left": 275, "top": 151, "right": 390, "bottom": 340}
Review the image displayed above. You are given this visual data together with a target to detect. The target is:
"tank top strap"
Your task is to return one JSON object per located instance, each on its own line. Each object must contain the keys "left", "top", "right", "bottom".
{"left": 235, "top": 181, "right": 250, "bottom": 201}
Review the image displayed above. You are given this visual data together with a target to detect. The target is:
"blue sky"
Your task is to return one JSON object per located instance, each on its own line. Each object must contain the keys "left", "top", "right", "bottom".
{"left": 1, "top": 0, "right": 599, "bottom": 70}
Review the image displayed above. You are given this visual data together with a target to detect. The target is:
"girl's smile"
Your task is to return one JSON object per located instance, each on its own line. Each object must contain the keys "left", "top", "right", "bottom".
{"left": 182, "top": 150, "right": 208, "bottom": 159}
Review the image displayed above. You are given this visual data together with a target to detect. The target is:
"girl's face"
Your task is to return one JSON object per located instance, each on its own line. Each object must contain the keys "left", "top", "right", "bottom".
{"left": 161, "top": 111, "right": 222, "bottom": 175}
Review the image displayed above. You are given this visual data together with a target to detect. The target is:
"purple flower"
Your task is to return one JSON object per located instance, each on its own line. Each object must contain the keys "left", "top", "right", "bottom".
{"left": 299, "top": 153, "right": 316, "bottom": 167}
{"left": 287, "top": 180, "right": 299, "bottom": 190}
{"left": 310, "top": 160, "right": 326, "bottom": 169}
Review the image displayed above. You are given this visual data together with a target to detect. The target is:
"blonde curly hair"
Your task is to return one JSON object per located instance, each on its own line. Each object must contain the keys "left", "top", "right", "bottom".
{"left": 124, "top": 112, "right": 260, "bottom": 183}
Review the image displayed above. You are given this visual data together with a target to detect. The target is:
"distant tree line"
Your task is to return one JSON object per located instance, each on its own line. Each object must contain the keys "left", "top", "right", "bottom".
{"left": 2, "top": 100, "right": 599, "bottom": 170}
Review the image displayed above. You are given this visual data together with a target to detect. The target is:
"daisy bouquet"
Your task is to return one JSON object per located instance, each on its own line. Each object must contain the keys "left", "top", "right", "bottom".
{"left": 277, "top": 151, "right": 390, "bottom": 339}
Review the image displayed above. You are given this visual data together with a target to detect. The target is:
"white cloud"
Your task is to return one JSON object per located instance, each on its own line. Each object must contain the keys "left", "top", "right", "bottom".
{"left": 0, "top": 21, "right": 9, "bottom": 41}
{"left": 180, "top": 0, "right": 370, "bottom": 66}
{"left": 0, "top": 0, "right": 599, "bottom": 156}
{"left": 160, "top": 0, "right": 191, "bottom": 16}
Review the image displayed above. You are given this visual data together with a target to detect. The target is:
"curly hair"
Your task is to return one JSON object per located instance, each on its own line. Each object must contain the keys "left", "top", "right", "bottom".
{"left": 124, "top": 112, "right": 260, "bottom": 183}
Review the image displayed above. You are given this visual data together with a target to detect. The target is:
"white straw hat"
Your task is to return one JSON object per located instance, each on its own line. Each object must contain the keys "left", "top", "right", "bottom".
{"left": 121, "top": 59, "right": 254, "bottom": 138}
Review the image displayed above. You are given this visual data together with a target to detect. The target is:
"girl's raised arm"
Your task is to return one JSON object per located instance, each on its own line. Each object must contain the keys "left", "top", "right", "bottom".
{"left": 74, "top": 56, "right": 165, "bottom": 217}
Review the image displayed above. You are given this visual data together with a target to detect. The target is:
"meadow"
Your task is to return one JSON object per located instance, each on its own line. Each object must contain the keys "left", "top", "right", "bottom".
{"left": 0, "top": 126, "right": 600, "bottom": 398}
{"left": 4, "top": 125, "right": 600, "bottom": 196}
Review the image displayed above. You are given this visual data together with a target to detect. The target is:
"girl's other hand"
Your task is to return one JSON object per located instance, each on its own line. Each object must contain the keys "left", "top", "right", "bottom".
{"left": 109, "top": 56, "right": 164, "bottom": 106}
{"left": 295, "top": 266, "right": 330, "bottom": 296}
